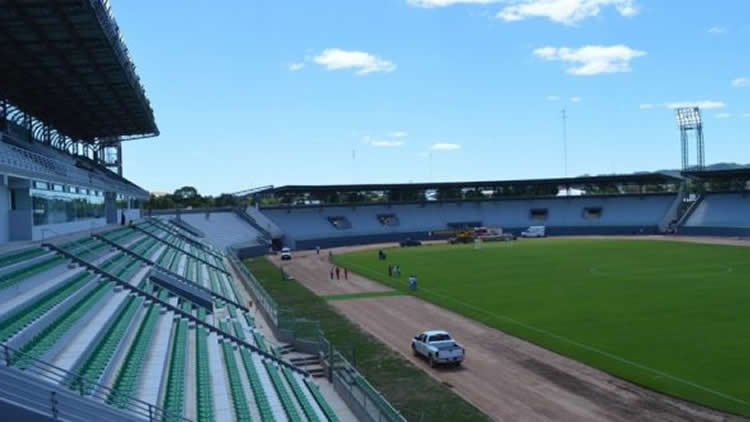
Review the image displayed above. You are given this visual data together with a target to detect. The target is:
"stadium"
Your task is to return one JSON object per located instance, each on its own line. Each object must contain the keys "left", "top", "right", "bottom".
{"left": 1, "top": 1, "right": 749, "bottom": 422}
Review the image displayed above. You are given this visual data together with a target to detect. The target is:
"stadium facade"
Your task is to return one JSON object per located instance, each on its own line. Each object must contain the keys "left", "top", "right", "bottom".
{"left": 0, "top": 0, "right": 155, "bottom": 243}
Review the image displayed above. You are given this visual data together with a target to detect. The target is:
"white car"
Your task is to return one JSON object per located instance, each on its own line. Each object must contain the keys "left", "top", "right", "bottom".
{"left": 411, "top": 330, "right": 465, "bottom": 367}
{"left": 280, "top": 247, "right": 292, "bottom": 261}
{"left": 521, "top": 225, "right": 546, "bottom": 238}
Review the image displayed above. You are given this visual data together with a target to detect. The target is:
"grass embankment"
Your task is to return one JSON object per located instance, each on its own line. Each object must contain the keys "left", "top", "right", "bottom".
{"left": 244, "top": 257, "right": 489, "bottom": 422}
{"left": 334, "top": 239, "right": 750, "bottom": 417}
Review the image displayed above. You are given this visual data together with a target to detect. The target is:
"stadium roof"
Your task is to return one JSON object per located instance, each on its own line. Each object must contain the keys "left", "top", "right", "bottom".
{"left": 0, "top": 0, "right": 157, "bottom": 141}
{"left": 682, "top": 167, "right": 750, "bottom": 179}
{"left": 266, "top": 173, "right": 683, "bottom": 195}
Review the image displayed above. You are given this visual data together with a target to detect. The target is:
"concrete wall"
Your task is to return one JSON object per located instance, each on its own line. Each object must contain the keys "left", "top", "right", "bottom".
{"left": 291, "top": 225, "right": 659, "bottom": 250}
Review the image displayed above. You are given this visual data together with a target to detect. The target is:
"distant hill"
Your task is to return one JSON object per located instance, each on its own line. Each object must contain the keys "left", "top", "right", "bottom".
{"left": 583, "top": 163, "right": 750, "bottom": 179}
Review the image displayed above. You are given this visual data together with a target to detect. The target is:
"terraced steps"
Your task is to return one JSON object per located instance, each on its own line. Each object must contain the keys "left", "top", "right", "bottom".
{"left": 221, "top": 342, "right": 252, "bottom": 422}
{"left": 263, "top": 360, "right": 302, "bottom": 422}
{"left": 14, "top": 280, "right": 111, "bottom": 369}
{"left": 108, "top": 303, "right": 160, "bottom": 408}
{"left": 239, "top": 349, "right": 274, "bottom": 422}
{"left": 0, "top": 256, "right": 65, "bottom": 291}
{"left": 195, "top": 326, "right": 213, "bottom": 422}
{"left": 0, "top": 247, "right": 47, "bottom": 269}
{"left": 304, "top": 379, "right": 341, "bottom": 422}
{"left": 282, "top": 366, "right": 321, "bottom": 422}
{"left": 70, "top": 295, "right": 141, "bottom": 395}
{"left": 162, "top": 319, "right": 187, "bottom": 421}
{"left": 0, "top": 272, "right": 91, "bottom": 344}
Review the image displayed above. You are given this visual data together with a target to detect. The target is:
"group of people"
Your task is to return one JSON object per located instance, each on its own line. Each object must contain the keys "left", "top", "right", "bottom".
{"left": 330, "top": 266, "right": 348, "bottom": 280}
{"left": 388, "top": 264, "right": 401, "bottom": 277}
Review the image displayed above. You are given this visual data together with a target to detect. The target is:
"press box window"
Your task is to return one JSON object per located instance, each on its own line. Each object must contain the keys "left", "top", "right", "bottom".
{"left": 530, "top": 209, "right": 548, "bottom": 221}
{"left": 583, "top": 207, "right": 603, "bottom": 220}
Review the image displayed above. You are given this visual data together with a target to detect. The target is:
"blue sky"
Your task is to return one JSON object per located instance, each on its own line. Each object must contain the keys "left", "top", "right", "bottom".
{"left": 113, "top": 1, "right": 750, "bottom": 196}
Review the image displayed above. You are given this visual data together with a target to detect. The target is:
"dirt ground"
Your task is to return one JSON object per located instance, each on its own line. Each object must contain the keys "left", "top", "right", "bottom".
{"left": 273, "top": 237, "right": 748, "bottom": 422}
{"left": 268, "top": 250, "right": 392, "bottom": 296}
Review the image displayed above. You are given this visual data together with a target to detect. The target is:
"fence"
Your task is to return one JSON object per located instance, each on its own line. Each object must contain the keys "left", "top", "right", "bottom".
{"left": 226, "top": 249, "right": 406, "bottom": 422}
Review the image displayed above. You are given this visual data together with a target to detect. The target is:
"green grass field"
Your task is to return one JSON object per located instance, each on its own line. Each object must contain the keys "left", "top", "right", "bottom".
{"left": 334, "top": 238, "right": 750, "bottom": 417}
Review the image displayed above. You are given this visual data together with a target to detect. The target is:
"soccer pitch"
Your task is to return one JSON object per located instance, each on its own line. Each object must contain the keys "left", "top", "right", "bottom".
{"left": 334, "top": 238, "right": 750, "bottom": 416}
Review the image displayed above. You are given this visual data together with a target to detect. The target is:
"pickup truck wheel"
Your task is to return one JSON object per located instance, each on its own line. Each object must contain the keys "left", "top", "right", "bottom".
{"left": 428, "top": 355, "right": 436, "bottom": 368}
{"left": 411, "top": 344, "right": 418, "bottom": 356}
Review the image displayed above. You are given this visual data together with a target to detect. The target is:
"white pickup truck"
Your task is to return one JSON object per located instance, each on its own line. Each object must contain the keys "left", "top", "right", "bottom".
{"left": 411, "top": 330, "right": 465, "bottom": 367}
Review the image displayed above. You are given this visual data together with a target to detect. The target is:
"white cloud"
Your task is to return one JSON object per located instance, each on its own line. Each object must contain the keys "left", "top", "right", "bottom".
{"left": 716, "top": 113, "right": 731, "bottom": 119}
{"left": 665, "top": 101, "right": 726, "bottom": 110}
{"left": 498, "top": 0, "right": 638, "bottom": 25}
{"left": 288, "top": 63, "right": 305, "bottom": 72}
{"left": 407, "top": 0, "right": 501, "bottom": 6}
{"left": 639, "top": 103, "right": 654, "bottom": 109}
{"left": 430, "top": 143, "right": 461, "bottom": 151}
{"left": 313, "top": 49, "right": 396, "bottom": 75}
{"left": 570, "top": 96, "right": 582, "bottom": 103}
{"left": 371, "top": 140, "right": 404, "bottom": 147}
{"left": 707, "top": 26, "right": 727, "bottom": 34}
{"left": 533, "top": 45, "right": 646, "bottom": 75}
{"left": 389, "top": 131, "right": 408, "bottom": 138}
{"left": 731, "top": 77, "right": 750, "bottom": 87}
{"left": 546, "top": 95, "right": 560, "bottom": 101}
{"left": 363, "top": 135, "right": 405, "bottom": 148}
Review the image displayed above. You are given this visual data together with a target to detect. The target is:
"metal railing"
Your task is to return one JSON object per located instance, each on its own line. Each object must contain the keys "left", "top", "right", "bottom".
{"left": 0, "top": 343, "right": 189, "bottom": 422}
{"left": 226, "top": 250, "right": 279, "bottom": 327}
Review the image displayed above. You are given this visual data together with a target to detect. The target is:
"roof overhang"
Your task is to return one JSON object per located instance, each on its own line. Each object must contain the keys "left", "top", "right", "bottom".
{"left": 0, "top": 0, "right": 158, "bottom": 141}
{"left": 268, "top": 173, "right": 684, "bottom": 195}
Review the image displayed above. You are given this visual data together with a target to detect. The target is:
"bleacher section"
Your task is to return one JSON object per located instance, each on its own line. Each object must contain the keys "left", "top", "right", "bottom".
{"left": 682, "top": 192, "right": 750, "bottom": 236}
{"left": 157, "top": 212, "right": 265, "bottom": 252}
{"left": 262, "top": 193, "right": 679, "bottom": 249}
{"left": 0, "top": 227, "right": 343, "bottom": 422}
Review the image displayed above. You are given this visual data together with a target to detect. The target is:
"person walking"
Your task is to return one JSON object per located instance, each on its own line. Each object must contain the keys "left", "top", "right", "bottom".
{"left": 330, "top": 267, "right": 334, "bottom": 280}
{"left": 344, "top": 267, "right": 348, "bottom": 280}
{"left": 388, "top": 265, "right": 393, "bottom": 277}
{"left": 316, "top": 246, "right": 321, "bottom": 255}
{"left": 335, "top": 267, "right": 340, "bottom": 280}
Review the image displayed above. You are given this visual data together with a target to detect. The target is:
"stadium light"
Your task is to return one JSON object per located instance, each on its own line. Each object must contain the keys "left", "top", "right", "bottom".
{"left": 674, "top": 107, "right": 705, "bottom": 171}
{"left": 675, "top": 107, "right": 702, "bottom": 129}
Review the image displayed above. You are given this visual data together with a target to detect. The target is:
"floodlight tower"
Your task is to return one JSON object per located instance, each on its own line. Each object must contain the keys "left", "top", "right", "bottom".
{"left": 675, "top": 107, "right": 705, "bottom": 171}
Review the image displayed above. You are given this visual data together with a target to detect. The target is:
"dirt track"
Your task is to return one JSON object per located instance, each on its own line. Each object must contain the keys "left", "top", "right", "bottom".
{"left": 271, "top": 238, "right": 747, "bottom": 422}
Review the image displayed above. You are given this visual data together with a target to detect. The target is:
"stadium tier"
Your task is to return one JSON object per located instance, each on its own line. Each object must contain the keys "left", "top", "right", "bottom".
{"left": 155, "top": 211, "right": 266, "bottom": 252}
{"left": 681, "top": 192, "right": 750, "bottom": 236}
{"left": 0, "top": 227, "right": 342, "bottom": 421}
{"left": 261, "top": 193, "right": 681, "bottom": 249}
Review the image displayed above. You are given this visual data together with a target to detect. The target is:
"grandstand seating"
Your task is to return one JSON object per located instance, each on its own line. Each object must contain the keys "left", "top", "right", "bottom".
{"left": 157, "top": 212, "right": 264, "bottom": 251}
{"left": 262, "top": 193, "right": 678, "bottom": 248}
{"left": 0, "top": 227, "right": 342, "bottom": 422}
{"left": 684, "top": 193, "right": 750, "bottom": 228}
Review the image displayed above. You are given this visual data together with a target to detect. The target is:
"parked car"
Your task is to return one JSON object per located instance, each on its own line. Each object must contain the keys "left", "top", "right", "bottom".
{"left": 400, "top": 239, "right": 422, "bottom": 247}
{"left": 411, "top": 330, "right": 465, "bottom": 367}
{"left": 280, "top": 247, "right": 292, "bottom": 260}
{"left": 521, "top": 225, "right": 546, "bottom": 238}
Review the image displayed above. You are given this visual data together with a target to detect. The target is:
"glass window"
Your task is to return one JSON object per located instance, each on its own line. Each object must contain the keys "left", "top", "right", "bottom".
{"left": 31, "top": 188, "right": 106, "bottom": 226}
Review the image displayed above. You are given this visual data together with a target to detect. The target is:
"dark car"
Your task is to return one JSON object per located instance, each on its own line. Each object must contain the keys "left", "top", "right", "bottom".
{"left": 400, "top": 239, "right": 422, "bottom": 247}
